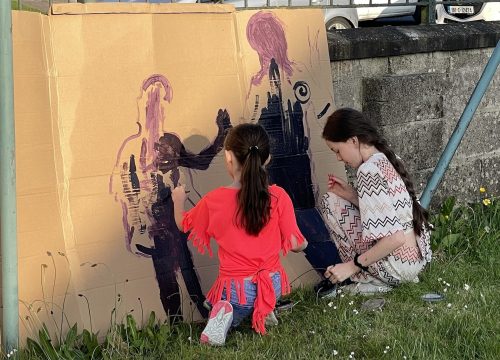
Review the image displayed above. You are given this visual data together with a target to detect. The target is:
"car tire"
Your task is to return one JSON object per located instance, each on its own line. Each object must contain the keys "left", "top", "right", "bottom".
{"left": 325, "top": 17, "right": 353, "bottom": 31}
{"left": 413, "top": 5, "right": 423, "bottom": 24}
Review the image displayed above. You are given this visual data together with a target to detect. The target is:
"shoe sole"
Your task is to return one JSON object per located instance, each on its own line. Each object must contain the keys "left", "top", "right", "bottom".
{"left": 200, "top": 301, "right": 233, "bottom": 346}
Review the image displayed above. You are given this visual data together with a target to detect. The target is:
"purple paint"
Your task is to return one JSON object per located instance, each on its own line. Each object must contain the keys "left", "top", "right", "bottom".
{"left": 110, "top": 74, "right": 232, "bottom": 322}
{"left": 246, "top": 11, "right": 294, "bottom": 94}
{"left": 142, "top": 74, "right": 173, "bottom": 102}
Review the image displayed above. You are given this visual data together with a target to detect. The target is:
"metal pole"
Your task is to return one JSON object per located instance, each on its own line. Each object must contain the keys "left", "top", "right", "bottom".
{"left": 0, "top": 0, "right": 19, "bottom": 352}
{"left": 420, "top": 40, "right": 500, "bottom": 209}
{"left": 427, "top": 0, "right": 436, "bottom": 24}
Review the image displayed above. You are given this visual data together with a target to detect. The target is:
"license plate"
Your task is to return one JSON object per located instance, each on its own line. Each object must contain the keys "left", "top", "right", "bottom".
{"left": 448, "top": 6, "right": 474, "bottom": 14}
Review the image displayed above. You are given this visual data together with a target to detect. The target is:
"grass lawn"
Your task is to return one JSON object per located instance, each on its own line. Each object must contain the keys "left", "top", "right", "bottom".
{"left": 8, "top": 195, "right": 500, "bottom": 359}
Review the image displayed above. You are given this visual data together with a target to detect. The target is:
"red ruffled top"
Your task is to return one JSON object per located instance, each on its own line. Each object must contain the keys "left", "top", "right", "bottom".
{"left": 182, "top": 185, "right": 305, "bottom": 334}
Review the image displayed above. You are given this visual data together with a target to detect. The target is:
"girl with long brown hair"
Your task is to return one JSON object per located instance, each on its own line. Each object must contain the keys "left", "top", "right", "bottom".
{"left": 172, "top": 123, "right": 307, "bottom": 345}
{"left": 320, "top": 108, "right": 432, "bottom": 295}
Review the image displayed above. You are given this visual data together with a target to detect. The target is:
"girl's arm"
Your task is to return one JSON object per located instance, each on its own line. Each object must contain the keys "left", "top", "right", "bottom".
{"left": 172, "top": 185, "right": 188, "bottom": 231}
{"left": 354, "top": 231, "right": 405, "bottom": 268}
{"left": 290, "top": 234, "right": 308, "bottom": 253}
{"left": 325, "top": 230, "right": 406, "bottom": 283}
{"left": 328, "top": 175, "right": 358, "bottom": 207}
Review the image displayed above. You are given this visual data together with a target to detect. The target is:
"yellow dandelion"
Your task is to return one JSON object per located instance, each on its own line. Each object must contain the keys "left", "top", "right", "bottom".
{"left": 479, "top": 187, "right": 486, "bottom": 193}
{"left": 445, "top": 215, "right": 449, "bottom": 220}
{"left": 482, "top": 198, "right": 491, "bottom": 206}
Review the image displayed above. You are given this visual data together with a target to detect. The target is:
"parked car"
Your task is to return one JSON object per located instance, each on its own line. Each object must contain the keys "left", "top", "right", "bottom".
{"left": 435, "top": 1, "right": 500, "bottom": 23}
{"left": 91, "top": 0, "right": 418, "bottom": 29}
{"left": 221, "top": 0, "right": 419, "bottom": 29}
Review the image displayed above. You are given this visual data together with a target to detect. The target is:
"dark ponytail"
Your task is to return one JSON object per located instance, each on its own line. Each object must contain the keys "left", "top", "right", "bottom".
{"left": 224, "top": 124, "right": 271, "bottom": 236}
{"left": 322, "top": 108, "right": 429, "bottom": 236}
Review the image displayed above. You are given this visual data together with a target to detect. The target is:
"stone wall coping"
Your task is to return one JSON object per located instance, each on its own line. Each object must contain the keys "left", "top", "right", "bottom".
{"left": 328, "top": 21, "right": 500, "bottom": 61}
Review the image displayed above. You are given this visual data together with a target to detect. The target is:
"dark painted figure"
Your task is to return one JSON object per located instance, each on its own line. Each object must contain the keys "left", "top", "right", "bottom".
{"left": 110, "top": 74, "right": 231, "bottom": 322}
{"left": 247, "top": 11, "right": 341, "bottom": 273}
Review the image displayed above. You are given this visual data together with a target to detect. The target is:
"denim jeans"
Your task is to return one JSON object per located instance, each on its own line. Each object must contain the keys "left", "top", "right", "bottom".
{"left": 221, "top": 272, "right": 282, "bottom": 328}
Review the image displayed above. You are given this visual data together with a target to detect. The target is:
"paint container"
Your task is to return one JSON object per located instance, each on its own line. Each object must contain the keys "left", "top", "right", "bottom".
{"left": 361, "top": 298, "right": 386, "bottom": 311}
{"left": 275, "top": 299, "right": 294, "bottom": 312}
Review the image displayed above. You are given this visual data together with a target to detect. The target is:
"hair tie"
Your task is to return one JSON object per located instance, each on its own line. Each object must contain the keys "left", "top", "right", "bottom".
{"left": 249, "top": 145, "right": 259, "bottom": 152}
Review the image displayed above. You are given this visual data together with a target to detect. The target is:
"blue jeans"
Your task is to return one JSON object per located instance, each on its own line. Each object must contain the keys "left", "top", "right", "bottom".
{"left": 220, "top": 273, "right": 282, "bottom": 328}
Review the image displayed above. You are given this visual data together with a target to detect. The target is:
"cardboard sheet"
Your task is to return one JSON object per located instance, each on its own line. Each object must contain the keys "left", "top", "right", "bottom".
{"left": 11, "top": 3, "right": 344, "bottom": 339}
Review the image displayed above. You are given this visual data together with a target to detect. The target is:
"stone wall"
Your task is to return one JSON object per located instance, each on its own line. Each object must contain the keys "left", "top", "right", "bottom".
{"left": 328, "top": 22, "right": 500, "bottom": 208}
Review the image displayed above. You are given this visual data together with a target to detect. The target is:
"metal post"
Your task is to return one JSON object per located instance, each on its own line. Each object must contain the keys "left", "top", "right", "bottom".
{"left": 0, "top": 0, "right": 19, "bottom": 352}
{"left": 427, "top": 0, "right": 436, "bottom": 24}
{"left": 420, "top": 41, "right": 500, "bottom": 209}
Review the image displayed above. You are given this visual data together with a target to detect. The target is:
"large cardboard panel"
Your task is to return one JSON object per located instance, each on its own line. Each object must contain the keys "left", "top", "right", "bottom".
{"left": 10, "top": 4, "right": 345, "bottom": 338}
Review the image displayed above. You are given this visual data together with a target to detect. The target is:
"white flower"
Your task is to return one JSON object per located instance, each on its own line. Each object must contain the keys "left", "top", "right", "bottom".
{"left": 188, "top": 336, "right": 192, "bottom": 341}
{"left": 340, "top": 294, "right": 345, "bottom": 298}
{"left": 430, "top": 308, "right": 434, "bottom": 313}
{"left": 386, "top": 346, "right": 390, "bottom": 349}
{"left": 484, "top": 226, "right": 490, "bottom": 233}
{"left": 464, "top": 305, "right": 468, "bottom": 309}
{"left": 328, "top": 301, "right": 334, "bottom": 307}
{"left": 464, "top": 284, "right": 470, "bottom": 291}
{"left": 333, "top": 350, "right": 338, "bottom": 356}
{"left": 353, "top": 309, "right": 359, "bottom": 314}
{"left": 443, "top": 288, "right": 447, "bottom": 293}
{"left": 333, "top": 306, "right": 337, "bottom": 310}
{"left": 309, "top": 330, "right": 316, "bottom": 334}
{"left": 384, "top": 350, "right": 387, "bottom": 354}
{"left": 438, "top": 277, "right": 442, "bottom": 282}
{"left": 349, "top": 301, "right": 354, "bottom": 305}
{"left": 351, "top": 352, "right": 355, "bottom": 355}
{"left": 445, "top": 282, "right": 451, "bottom": 287}
{"left": 403, "top": 356, "right": 407, "bottom": 359}
{"left": 337, "top": 289, "right": 342, "bottom": 294}
{"left": 323, "top": 309, "right": 327, "bottom": 313}
{"left": 447, "top": 303, "right": 452, "bottom": 308}
{"left": 349, "top": 356, "right": 353, "bottom": 359}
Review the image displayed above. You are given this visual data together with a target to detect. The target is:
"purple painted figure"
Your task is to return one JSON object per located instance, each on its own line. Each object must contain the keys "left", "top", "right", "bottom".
{"left": 110, "top": 74, "right": 232, "bottom": 321}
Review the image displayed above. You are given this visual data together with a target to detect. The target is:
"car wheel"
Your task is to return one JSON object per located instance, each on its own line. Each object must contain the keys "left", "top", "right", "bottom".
{"left": 325, "top": 17, "right": 353, "bottom": 31}
{"left": 413, "top": 5, "right": 423, "bottom": 24}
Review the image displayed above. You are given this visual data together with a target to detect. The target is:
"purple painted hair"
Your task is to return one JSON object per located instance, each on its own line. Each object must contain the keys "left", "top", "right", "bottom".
{"left": 246, "top": 11, "right": 294, "bottom": 88}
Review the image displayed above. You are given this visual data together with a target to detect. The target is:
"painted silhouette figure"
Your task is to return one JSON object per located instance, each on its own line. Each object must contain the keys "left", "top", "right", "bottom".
{"left": 110, "top": 74, "right": 232, "bottom": 321}
{"left": 246, "top": 11, "right": 340, "bottom": 270}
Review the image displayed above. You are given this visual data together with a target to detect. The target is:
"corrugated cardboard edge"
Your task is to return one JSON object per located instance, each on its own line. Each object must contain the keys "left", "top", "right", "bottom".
{"left": 50, "top": 3, "right": 236, "bottom": 16}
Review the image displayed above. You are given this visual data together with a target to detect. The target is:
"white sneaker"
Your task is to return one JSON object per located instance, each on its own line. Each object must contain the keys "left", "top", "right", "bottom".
{"left": 200, "top": 300, "right": 233, "bottom": 346}
{"left": 265, "top": 310, "right": 279, "bottom": 327}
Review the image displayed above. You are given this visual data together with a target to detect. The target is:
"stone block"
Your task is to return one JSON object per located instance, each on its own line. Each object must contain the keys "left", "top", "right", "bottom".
{"left": 363, "top": 73, "right": 448, "bottom": 126}
{"left": 480, "top": 155, "right": 500, "bottom": 196}
{"left": 381, "top": 119, "right": 445, "bottom": 171}
{"left": 388, "top": 52, "right": 450, "bottom": 76}
{"left": 331, "top": 57, "right": 388, "bottom": 109}
{"left": 437, "top": 158, "right": 483, "bottom": 205}
{"left": 442, "top": 111, "right": 500, "bottom": 159}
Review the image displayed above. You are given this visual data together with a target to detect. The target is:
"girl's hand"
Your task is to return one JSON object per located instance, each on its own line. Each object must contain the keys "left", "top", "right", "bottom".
{"left": 327, "top": 175, "right": 357, "bottom": 204}
{"left": 324, "top": 262, "right": 360, "bottom": 284}
{"left": 172, "top": 185, "right": 188, "bottom": 204}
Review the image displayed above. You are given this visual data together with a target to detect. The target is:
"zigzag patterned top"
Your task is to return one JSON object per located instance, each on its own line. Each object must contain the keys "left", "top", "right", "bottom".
{"left": 357, "top": 153, "right": 431, "bottom": 262}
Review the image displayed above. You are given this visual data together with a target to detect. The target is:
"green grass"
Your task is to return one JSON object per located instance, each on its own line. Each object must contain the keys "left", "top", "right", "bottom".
{"left": 6, "top": 195, "right": 499, "bottom": 359}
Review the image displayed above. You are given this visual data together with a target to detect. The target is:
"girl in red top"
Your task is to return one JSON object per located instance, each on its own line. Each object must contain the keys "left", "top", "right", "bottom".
{"left": 172, "top": 123, "right": 307, "bottom": 345}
